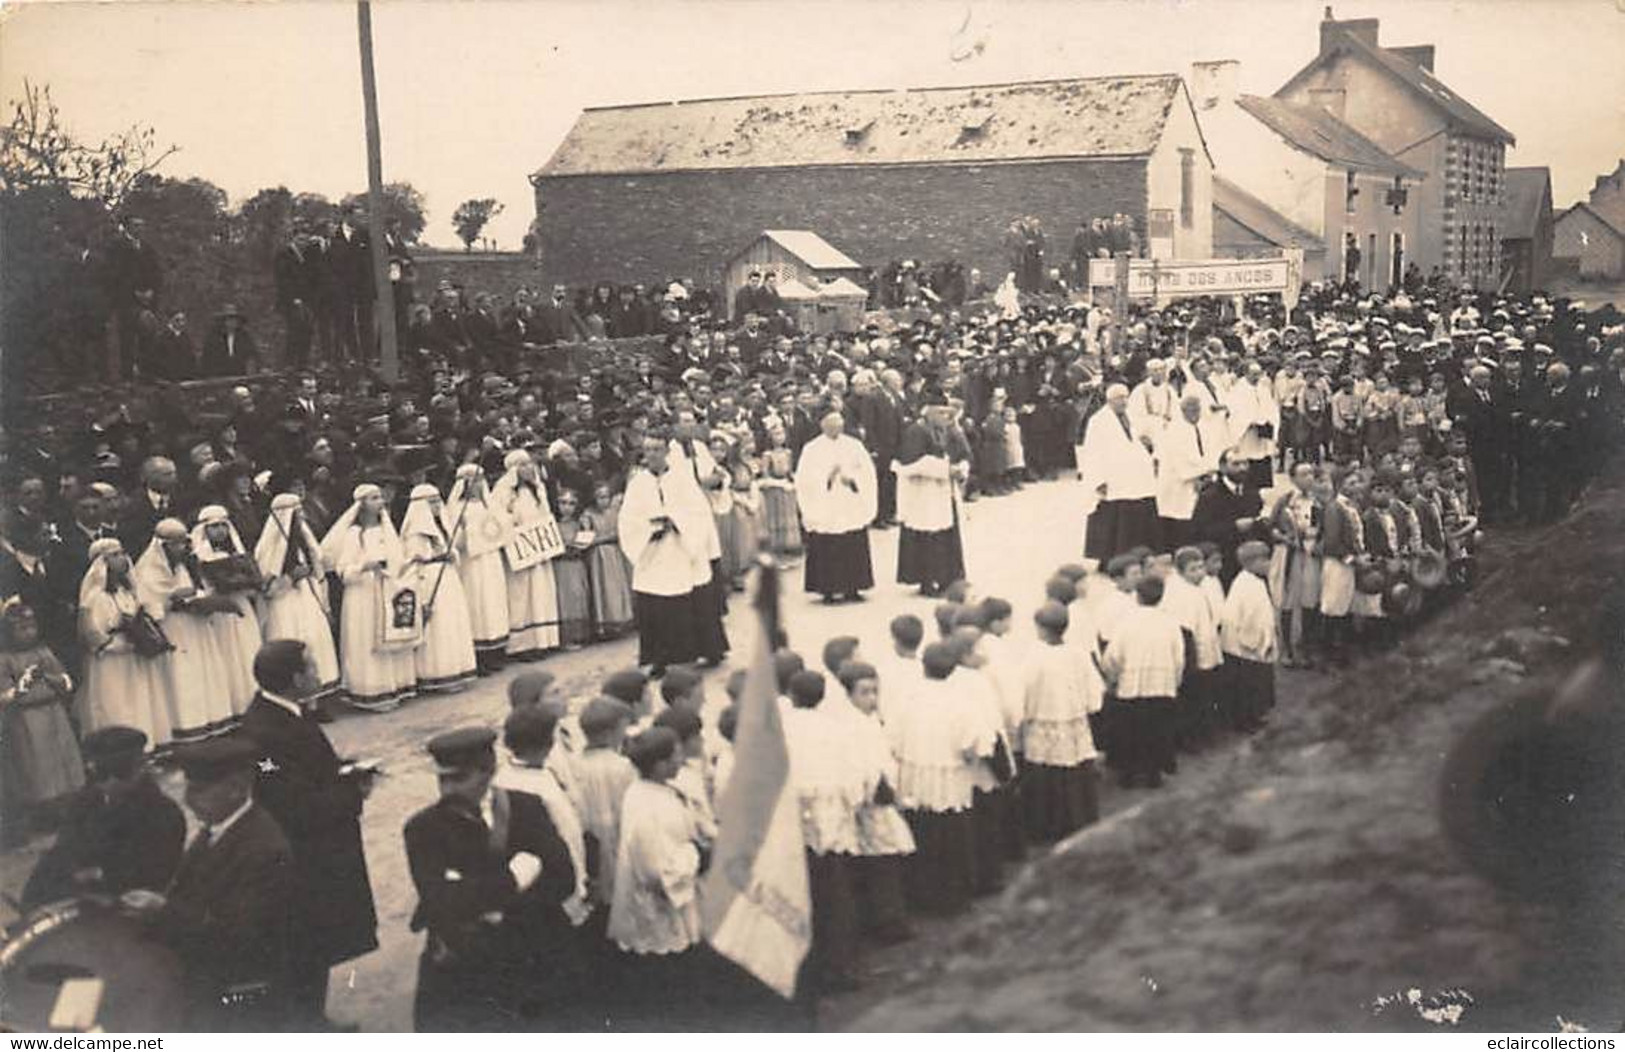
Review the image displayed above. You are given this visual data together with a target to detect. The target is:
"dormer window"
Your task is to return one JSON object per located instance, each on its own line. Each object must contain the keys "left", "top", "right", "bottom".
{"left": 844, "top": 120, "right": 875, "bottom": 146}
{"left": 955, "top": 112, "right": 993, "bottom": 146}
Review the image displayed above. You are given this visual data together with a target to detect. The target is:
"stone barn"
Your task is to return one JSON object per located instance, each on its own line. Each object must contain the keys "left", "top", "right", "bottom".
{"left": 531, "top": 74, "right": 1214, "bottom": 290}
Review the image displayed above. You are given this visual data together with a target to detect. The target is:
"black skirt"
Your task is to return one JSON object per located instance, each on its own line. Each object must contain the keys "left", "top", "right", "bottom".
{"left": 1021, "top": 760, "right": 1100, "bottom": 843}
{"left": 803, "top": 529, "right": 875, "bottom": 596}
{"left": 902, "top": 808, "right": 977, "bottom": 915}
{"left": 1084, "top": 497, "right": 1160, "bottom": 562}
{"left": 633, "top": 591, "right": 702, "bottom": 668}
{"left": 896, "top": 525, "right": 966, "bottom": 588}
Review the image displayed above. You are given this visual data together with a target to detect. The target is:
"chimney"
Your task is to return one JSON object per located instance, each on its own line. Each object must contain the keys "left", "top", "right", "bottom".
{"left": 1188, "top": 60, "right": 1240, "bottom": 111}
{"left": 1320, "top": 8, "right": 1380, "bottom": 55}
{"left": 1390, "top": 45, "right": 1436, "bottom": 72}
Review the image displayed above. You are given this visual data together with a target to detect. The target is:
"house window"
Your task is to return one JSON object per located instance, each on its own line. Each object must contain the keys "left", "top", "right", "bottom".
{"left": 1459, "top": 224, "right": 1469, "bottom": 278}
{"left": 1346, "top": 171, "right": 1359, "bottom": 214}
{"left": 1179, "top": 148, "right": 1195, "bottom": 228}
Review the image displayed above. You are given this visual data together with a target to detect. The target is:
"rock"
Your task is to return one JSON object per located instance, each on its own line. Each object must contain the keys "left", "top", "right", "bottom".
{"left": 1479, "top": 626, "right": 1571, "bottom": 664}
{"left": 1469, "top": 657, "right": 1527, "bottom": 683}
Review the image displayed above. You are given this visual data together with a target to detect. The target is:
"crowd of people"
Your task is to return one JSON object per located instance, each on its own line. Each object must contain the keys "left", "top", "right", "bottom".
{"left": 2, "top": 254, "right": 1623, "bottom": 1028}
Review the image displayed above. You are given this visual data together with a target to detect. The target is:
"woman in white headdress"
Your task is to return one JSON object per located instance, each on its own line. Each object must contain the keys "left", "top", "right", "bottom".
{"left": 400, "top": 483, "right": 477, "bottom": 692}
{"left": 253, "top": 493, "right": 341, "bottom": 698}
{"left": 189, "top": 505, "right": 264, "bottom": 715}
{"left": 76, "top": 538, "right": 173, "bottom": 746}
{"left": 134, "top": 518, "right": 237, "bottom": 740}
{"left": 320, "top": 484, "right": 418, "bottom": 712}
{"left": 492, "top": 450, "right": 562, "bottom": 660}
{"left": 442, "top": 463, "right": 510, "bottom": 673}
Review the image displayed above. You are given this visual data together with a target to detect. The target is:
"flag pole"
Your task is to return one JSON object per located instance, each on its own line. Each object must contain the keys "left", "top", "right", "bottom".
{"left": 357, "top": 1, "right": 400, "bottom": 382}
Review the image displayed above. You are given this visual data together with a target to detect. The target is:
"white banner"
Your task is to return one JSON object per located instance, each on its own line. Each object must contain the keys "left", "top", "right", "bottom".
{"left": 1088, "top": 256, "right": 1295, "bottom": 300}
{"left": 501, "top": 518, "right": 566, "bottom": 572}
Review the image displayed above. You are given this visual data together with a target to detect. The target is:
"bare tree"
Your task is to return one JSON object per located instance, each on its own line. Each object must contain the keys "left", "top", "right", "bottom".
{"left": 0, "top": 80, "right": 178, "bottom": 211}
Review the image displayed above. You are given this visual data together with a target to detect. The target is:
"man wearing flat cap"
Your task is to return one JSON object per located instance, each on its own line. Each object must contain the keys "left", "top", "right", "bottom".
{"left": 404, "top": 726, "right": 578, "bottom": 1030}
{"left": 23, "top": 726, "right": 186, "bottom": 909}
{"left": 122, "top": 735, "right": 297, "bottom": 1030}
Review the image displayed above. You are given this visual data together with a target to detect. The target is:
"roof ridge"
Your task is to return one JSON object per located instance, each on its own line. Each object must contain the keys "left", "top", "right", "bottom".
{"left": 577, "top": 72, "right": 1183, "bottom": 114}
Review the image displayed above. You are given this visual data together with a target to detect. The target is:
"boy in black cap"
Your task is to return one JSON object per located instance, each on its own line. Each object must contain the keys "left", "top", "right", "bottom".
{"left": 403, "top": 726, "right": 578, "bottom": 1030}
{"left": 22, "top": 726, "right": 186, "bottom": 909}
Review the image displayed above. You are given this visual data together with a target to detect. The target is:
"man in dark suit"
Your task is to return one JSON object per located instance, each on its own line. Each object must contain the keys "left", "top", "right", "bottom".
{"left": 240, "top": 640, "right": 379, "bottom": 1029}
{"left": 326, "top": 206, "right": 374, "bottom": 363}
{"left": 273, "top": 234, "right": 321, "bottom": 369}
{"left": 1191, "top": 450, "right": 1267, "bottom": 587}
{"left": 850, "top": 368, "right": 904, "bottom": 527}
{"left": 104, "top": 217, "right": 163, "bottom": 381}
{"left": 123, "top": 736, "right": 296, "bottom": 1031}
{"left": 535, "top": 284, "right": 587, "bottom": 346}
{"left": 1452, "top": 363, "right": 1510, "bottom": 524}
{"left": 23, "top": 727, "right": 186, "bottom": 909}
{"left": 404, "top": 727, "right": 578, "bottom": 1031}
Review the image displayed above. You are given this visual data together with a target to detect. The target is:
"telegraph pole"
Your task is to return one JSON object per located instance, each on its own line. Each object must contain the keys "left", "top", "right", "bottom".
{"left": 357, "top": 1, "right": 399, "bottom": 381}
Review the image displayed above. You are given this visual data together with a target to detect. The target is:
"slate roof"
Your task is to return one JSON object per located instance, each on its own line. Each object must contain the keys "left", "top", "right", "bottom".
{"left": 1501, "top": 167, "right": 1551, "bottom": 242}
{"left": 1236, "top": 95, "right": 1423, "bottom": 179}
{"left": 538, "top": 75, "right": 1192, "bottom": 177}
{"left": 1212, "top": 176, "right": 1326, "bottom": 254}
{"left": 1278, "top": 26, "right": 1515, "bottom": 144}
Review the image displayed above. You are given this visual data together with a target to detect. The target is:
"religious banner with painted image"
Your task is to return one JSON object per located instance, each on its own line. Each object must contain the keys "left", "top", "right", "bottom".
{"left": 503, "top": 516, "right": 567, "bottom": 572}
{"left": 378, "top": 576, "right": 423, "bottom": 649}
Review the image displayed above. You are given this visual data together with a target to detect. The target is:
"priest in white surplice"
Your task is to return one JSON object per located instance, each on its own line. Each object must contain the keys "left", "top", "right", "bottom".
{"left": 1127, "top": 358, "right": 1177, "bottom": 450}
{"left": 618, "top": 433, "right": 722, "bottom": 675}
{"left": 1079, "top": 383, "right": 1159, "bottom": 562}
{"left": 1154, "top": 394, "right": 1218, "bottom": 551}
{"left": 1223, "top": 360, "right": 1281, "bottom": 490}
{"left": 794, "top": 408, "right": 878, "bottom": 603}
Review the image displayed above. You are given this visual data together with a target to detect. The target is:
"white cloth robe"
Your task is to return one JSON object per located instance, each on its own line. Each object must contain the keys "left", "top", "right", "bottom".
{"left": 443, "top": 492, "right": 511, "bottom": 652}
{"left": 892, "top": 436, "right": 961, "bottom": 532}
{"left": 255, "top": 527, "right": 340, "bottom": 694}
{"left": 794, "top": 433, "right": 878, "bottom": 535}
{"left": 1078, "top": 406, "right": 1156, "bottom": 516}
{"left": 1221, "top": 569, "right": 1279, "bottom": 663}
{"left": 618, "top": 468, "right": 713, "bottom": 597}
{"left": 401, "top": 527, "right": 477, "bottom": 689}
{"left": 1128, "top": 378, "right": 1177, "bottom": 449}
{"left": 133, "top": 544, "right": 236, "bottom": 737}
{"left": 1154, "top": 416, "right": 1216, "bottom": 521}
{"left": 331, "top": 524, "right": 418, "bottom": 705}
{"left": 606, "top": 779, "right": 704, "bottom": 955}
{"left": 666, "top": 439, "right": 724, "bottom": 562}
{"left": 78, "top": 587, "right": 175, "bottom": 746}
{"left": 498, "top": 482, "right": 562, "bottom": 654}
{"left": 1021, "top": 640, "right": 1104, "bottom": 766}
{"left": 1223, "top": 379, "right": 1281, "bottom": 461}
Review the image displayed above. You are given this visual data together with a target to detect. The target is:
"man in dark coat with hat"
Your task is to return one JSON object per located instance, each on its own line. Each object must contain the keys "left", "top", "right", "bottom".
{"left": 22, "top": 726, "right": 186, "bottom": 909}
{"left": 1191, "top": 450, "right": 1267, "bottom": 587}
{"left": 123, "top": 735, "right": 297, "bottom": 1031}
{"left": 201, "top": 304, "right": 260, "bottom": 377}
{"left": 239, "top": 639, "right": 379, "bottom": 1028}
{"left": 404, "top": 726, "right": 578, "bottom": 1030}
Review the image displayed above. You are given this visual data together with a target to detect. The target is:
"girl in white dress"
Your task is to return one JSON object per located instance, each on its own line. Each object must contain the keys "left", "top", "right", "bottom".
{"left": 189, "top": 505, "right": 264, "bottom": 715}
{"left": 492, "top": 450, "right": 562, "bottom": 660}
{"left": 400, "top": 483, "right": 476, "bottom": 693}
{"left": 133, "top": 519, "right": 236, "bottom": 741}
{"left": 321, "top": 484, "right": 418, "bottom": 712}
{"left": 443, "top": 464, "right": 510, "bottom": 673}
{"left": 76, "top": 539, "right": 173, "bottom": 747}
{"left": 253, "top": 493, "right": 340, "bottom": 698}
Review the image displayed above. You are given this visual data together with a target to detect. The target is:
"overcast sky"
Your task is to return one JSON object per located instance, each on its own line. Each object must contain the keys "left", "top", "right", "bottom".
{"left": 3, "top": 0, "right": 1622, "bottom": 248}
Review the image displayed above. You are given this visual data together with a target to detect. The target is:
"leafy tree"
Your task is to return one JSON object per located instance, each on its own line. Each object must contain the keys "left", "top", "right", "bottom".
{"left": 340, "top": 181, "right": 425, "bottom": 243}
{"left": 452, "top": 197, "right": 504, "bottom": 251}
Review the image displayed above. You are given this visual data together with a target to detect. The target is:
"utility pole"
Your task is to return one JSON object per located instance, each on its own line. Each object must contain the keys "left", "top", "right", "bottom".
{"left": 357, "top": 1, "right": 399, "bottom": 381}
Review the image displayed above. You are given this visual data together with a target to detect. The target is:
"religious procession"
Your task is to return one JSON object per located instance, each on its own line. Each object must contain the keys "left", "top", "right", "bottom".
{"left": 3, "top": 0, "right": 1624, "bottom": 1038}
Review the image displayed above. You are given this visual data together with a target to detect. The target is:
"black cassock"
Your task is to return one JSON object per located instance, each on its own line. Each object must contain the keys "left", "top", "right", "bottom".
{"left": 240, "top": 695, "right": 380, "bottom": 980}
